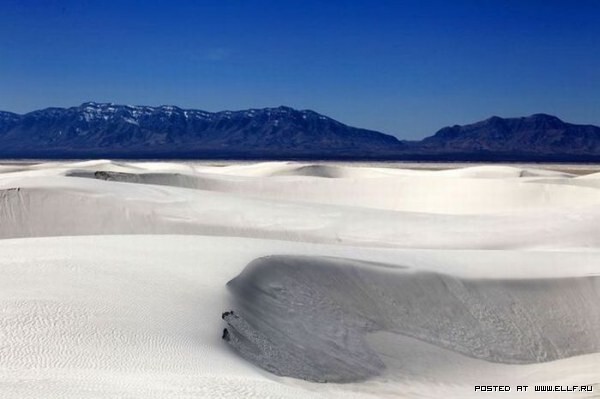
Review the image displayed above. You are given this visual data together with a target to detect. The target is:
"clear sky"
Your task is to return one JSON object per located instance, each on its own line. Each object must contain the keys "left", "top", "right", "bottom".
{"left": 1, "top": 0, "right": 599, "bottom": 139}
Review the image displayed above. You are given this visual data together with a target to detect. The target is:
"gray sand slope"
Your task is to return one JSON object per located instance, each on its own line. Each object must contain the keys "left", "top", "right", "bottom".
{"left": 223, "top": 255, "right": 600, "bottom": 383}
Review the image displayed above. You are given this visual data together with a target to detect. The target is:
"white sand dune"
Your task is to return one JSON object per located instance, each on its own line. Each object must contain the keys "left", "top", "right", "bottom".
{"left": 63, "top": 166, "right": 600, "bottom": 214}
{"left": 225, "top": 255, "right": 600, "bottom": 381}
{"left": 0, "top": 161, "right": 599, "bottom": 398}
{"left": 3, "top": 161, "right": 600, "bottom": 248}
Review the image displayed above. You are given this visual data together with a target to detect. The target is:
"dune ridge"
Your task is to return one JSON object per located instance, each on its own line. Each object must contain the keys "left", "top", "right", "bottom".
{"left": 224, "top": 255, "right": 600, "bottom": 382}
{"left": 2, "top": 161, "right": 600, "bottom": 250}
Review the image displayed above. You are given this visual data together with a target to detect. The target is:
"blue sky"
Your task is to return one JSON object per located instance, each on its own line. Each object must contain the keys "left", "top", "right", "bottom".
{"left": 0, "top": 0, "right": 598, "bottom": 139}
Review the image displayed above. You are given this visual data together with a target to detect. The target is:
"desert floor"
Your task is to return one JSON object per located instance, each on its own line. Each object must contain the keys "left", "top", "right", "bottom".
{"left": 1, "top": 160, "right": 599, "bottom": 398}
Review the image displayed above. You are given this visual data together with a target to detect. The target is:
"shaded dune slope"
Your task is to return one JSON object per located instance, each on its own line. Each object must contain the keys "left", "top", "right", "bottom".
{"left": 4, "top": 160, "right": 600, "bottom": 249}
{"left": 3, "top": 180, "right": 600, "bottom": 248}
{"left": 63, "top": 164, "right": 600, "bottom": 215}
{"left": 224, "top": 255, "right": 600, "bottom": 382}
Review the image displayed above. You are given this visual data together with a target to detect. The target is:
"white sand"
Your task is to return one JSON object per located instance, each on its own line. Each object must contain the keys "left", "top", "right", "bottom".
{"left": 0, "top": 161, "right": 599, "bottom": 398}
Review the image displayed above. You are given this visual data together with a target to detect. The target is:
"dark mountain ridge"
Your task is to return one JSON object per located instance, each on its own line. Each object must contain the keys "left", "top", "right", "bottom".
{"left": 1, "top": 103, "right": 599, "bottom": 161}
{"left": 0, "top": 102, "right": 404, "bottom": 159}
{"left": 423, "top": 114, "right": 600, "bottom": 155}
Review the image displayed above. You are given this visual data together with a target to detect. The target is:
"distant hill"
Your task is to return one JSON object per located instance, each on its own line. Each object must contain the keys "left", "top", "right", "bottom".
{"left": 420, "top": 114, "right": 600, "bottom": 161}
{"left": 1, "top": 103, "right": 600, "bottom": 161}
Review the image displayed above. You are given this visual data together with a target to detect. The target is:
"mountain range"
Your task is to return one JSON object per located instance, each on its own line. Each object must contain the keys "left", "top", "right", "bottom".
{"left": 1, "top": 102, "right": 599, "bottom": 161}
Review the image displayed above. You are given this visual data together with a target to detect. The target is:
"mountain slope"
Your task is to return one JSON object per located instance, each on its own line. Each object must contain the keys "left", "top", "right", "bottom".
{"left": 422, "top": 114, "right": 600, "bottom": 156}
{"left": 0, "top": 103, "right": 403, "bottom": 158}
{"left": 1, "top": 104, "right": 600, "bottom": 161}
{"left": 0, "top": 111, "right": 21, "bottom": 134}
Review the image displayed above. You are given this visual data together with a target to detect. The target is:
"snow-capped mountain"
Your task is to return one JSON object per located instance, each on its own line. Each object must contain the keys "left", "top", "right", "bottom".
{"left": 1, "top": 103, "right": 600, "bottom": 161}
{"left": 0, "top": 103, "right": 403, "bottom": 158}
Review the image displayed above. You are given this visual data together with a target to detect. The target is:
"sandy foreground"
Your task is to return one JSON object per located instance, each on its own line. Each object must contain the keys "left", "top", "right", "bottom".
{"left": 1, "top": 160, "right": 599, "bottom": 398}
